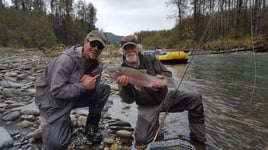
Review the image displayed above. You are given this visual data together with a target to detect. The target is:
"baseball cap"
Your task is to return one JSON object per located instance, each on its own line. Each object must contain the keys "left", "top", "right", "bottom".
{"left": 86, "top": 30, "right": 107, "bottom": 47}
{"left": 120, "top": 35, "right": 138, "bottom": 49}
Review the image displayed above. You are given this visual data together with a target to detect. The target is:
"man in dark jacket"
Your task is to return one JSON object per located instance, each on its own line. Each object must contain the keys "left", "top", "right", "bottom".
{"left": 115, "top": 35, "right": 206, "bottom": 147}
{"left": 35, "top": 30, "right": 111, "bottom": 150}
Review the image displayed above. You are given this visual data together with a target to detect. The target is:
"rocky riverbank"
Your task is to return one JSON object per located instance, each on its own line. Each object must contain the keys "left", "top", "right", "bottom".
{"left": 0, "top": 49, "right": 136, "bottom": 150}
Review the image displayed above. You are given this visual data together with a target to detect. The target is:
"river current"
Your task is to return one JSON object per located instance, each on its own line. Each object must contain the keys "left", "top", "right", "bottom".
{"left": 107, "top": 52, "right": 268, "bottom": 150}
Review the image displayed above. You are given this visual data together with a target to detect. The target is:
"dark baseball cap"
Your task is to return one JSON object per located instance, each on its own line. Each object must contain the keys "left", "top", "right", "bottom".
{"left": 86, "top": 30, "right": 107, "bottom": 47}
{"left": 120, "top": 35, "right": 138, "bottom": 49}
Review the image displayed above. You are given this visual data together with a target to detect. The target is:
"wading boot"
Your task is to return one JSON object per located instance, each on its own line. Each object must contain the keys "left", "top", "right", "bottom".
{"left": 85, "top": 125, "right": 102, "bottom": 144}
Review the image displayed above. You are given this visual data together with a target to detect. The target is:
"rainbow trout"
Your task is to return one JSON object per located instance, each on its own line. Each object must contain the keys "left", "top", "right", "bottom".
{"left": 107, "top": 67, "right": 175, "bottom": 90}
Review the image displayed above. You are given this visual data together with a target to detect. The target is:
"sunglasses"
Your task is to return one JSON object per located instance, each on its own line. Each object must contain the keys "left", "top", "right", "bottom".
{"left": 89, "top": 41, "right": 104, "bottom": 51}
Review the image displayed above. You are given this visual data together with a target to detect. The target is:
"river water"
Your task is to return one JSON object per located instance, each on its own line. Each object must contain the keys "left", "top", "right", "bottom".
{"left": 107, "top": 52, "right": 268, "bottom": 150}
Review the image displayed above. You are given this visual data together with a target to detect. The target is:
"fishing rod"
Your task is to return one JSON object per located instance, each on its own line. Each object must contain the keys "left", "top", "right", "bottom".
{"left": 152, "top": 13, "right": 213, "bottom": 143}
{"left": 249, "top": 4, "right": 257, "bottom": 106}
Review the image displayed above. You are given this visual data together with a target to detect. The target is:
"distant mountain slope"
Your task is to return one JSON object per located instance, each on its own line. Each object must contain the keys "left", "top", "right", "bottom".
{"left": 105, "top": 32, "right": 123, "bottom": 44}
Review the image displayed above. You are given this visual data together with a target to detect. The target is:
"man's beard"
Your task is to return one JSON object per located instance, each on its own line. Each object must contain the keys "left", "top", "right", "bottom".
{"left": 125, "top": 52, "right": 137, "bottom": 63}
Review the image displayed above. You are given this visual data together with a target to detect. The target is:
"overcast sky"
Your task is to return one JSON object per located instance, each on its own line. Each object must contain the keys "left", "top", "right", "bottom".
{"left": 91, "top": 0, "right": 176, "bottom": 36}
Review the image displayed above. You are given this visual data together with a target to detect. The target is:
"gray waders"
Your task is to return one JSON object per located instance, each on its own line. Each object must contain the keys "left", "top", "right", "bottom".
{"left": 135, "top": 90, "right": 205, "bottom": 146}
{"left": 40, "top": 84, "right": 110, "bottom": 150}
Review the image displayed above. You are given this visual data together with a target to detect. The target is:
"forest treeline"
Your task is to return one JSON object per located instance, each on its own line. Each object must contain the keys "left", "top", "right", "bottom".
{"left": 0, "top": 0, "right": 97, "bottom": 48}
{"left": 137, "top": 0, "right": 268, "bottom": 51}
{"left": 0, "top": 0, "right": 268, "bottom": 52}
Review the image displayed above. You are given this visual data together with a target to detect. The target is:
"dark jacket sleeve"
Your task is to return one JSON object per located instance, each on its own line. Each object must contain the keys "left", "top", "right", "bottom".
{"left": 118, "top": 84, "right": 135, "bottom": 104}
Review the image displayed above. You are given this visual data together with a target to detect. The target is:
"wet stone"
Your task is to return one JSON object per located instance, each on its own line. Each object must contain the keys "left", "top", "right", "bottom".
{"left": 4, "top": 71, "right": 17, "bottom": 77}
{"left": 0, "top": 127, "right": 14, "bottom": 149}
{"left": 116, "top": 130, "right": 133, "bottom": 139}
{"left": 17, "top": 120, "right": 34, "bottom": 128}
{"left": 0, "top": 103, "right": 8, "bottom": 108}
{"left": 20, "top": 115, "right": 36, "bottom": 121}
{"left": 110, "top": 126, "right": 134, "bottom": 131}
{"left": 8, "top": 130, "right": 20, "bottom": 136}
{"left": 1, "top": 110, "right": 21, "bottom": 121}
{"left": 103, "top": 136, "right": 116, "bottom": 144}
{"left": 13, "top": 133, "right": 21, "bottom": 139}
{"left": 109, "top": 120, "right": 131, "bottom": 127}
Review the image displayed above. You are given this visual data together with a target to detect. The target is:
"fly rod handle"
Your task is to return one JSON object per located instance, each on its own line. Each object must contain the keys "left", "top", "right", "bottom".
{"left": 152, "top": 112, "right": 168, "bottom": 142}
